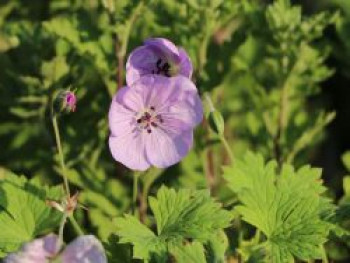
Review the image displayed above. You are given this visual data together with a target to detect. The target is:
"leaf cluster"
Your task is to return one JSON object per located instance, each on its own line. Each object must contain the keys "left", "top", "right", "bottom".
{"left": 115, "top": 186, "right": 233, "bottom": 262}
{"left": 223, "top": 152, "right": 333, "bottom": 262}
{"left": 0, "top": 169, "right": 63, "bottom": 257}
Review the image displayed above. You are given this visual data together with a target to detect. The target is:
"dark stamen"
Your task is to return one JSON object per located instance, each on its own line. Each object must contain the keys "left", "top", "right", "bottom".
{"left": 157, "top": 115, "right": 164, "bottom": 123}
{"left": 155, "top": 58, "right": 171, "bottom": 76}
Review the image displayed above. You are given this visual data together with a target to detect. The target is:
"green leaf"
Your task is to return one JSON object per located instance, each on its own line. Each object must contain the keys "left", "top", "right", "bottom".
{"left": 0, "top": 33, "right": 19, "bottom": 53}
{"left": 170, "top": 242, "right": 206, "bottom": 263}
{"left": 223, "top": 152, "right": 332, "bottom": 263}
{"left": 104, "top": 234, "right": 133, "bottom": 263}
{"left": 149, "top": 186, "right": 233, "bottom": 241}
{"left": 342, "top": 151, "right": 350, "bottom": 172}
{"left": 43, "top": 17, "right": 80, "bottom": 46}
{"left": 115, "top": 186, "right": 233, "bottom": 261}
{"left": 343, "top": 176, "right": 350, "bottom": 196}
{"left": 115, "top": 214, "right": 166, "bottom": 260}
{"left": 41, "top": 56, "right": 69, "bottom": 86}
{"left": 205, "top": 231, "right": 229, "bottom": 263}
{"left": 0, "top": 170, "right": 63, "bottom": 255}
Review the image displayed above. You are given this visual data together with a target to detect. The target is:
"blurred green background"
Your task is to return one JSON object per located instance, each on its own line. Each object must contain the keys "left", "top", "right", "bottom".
{"left": 1, "top": 0, "right": 350, "bottom": 261}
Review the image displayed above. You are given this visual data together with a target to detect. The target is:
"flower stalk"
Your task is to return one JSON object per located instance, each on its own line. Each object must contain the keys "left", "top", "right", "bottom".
{"left": 52, "top": 115, "right": 70, "bottom": 197}
{"left": 205, "top": 93, "right": 234, "bottom": 165}
{"left": 219, "top": 135, "right": 234, "bottom": 165}
{"left": 132, "top": 171, "right": 141, "bottom": 216}
{"left": 69, "top": 215, "right": 85, "bottom": 236}
{"left": 51, "top": 92, "right": 84, "bottom": 238}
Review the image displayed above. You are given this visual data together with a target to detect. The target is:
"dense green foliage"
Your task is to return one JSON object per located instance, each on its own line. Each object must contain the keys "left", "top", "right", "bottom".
{"left": 1, "top": 0, "right": 350, "bottom": 262}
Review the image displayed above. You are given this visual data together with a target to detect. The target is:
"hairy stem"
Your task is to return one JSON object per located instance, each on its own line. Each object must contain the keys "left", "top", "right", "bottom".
{"left": 274, "top": 55, "right": 290, "bottom": 169}
{"left": 140, "top": 168, "right": 163, "bottom": 222}
{"left": 69, "top": 215, "right": 84, "bottom": 236}
{"left": 205, "top": 147, "right": 215, "bottom": 191}
{"left": 114, "top": 2, "right": 144, "bottom": 91}
{"left": 57, "top": 213, "right": 68, "bottom": 250}
{"left": 52, "top": 115, "right": 70, "bottom": 197}
{"left": 321, "top": 245, "right": 329, "bottom": 263}
{"left": 220, "top": 135, "right": 234, "bottom": 164}
{"left": 132, "top": 171, "right": 140, "bottom": 215}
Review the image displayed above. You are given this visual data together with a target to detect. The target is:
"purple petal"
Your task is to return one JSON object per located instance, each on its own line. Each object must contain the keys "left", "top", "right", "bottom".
{"left": 145, "top": 129, "right": 193, "bottom": 168}
{"left": 144, "top": 38, "right": 180, "bottom": 63}
{"left": 109, "top": 132, "right": 150, "bottom": 171}
{"left": 108, "top": 87, "right": 141, "bottom": 137}
{"left": 169, "top": 76, "right": 203, "bottom": 126}
{"left": 114, "top": 85, "right": 144, "bottom": 112}
{"left": 4, "top": 235, "right": 59, "bottom": 263}
{"left": 143, "top": 76, "right": 202, "bottom": 128}
{"left": 108, "top": 86, "right": 150, "bottom": 170}
{"left": 126, "top": 46, "right": 161, "bottom": 86}
{"left": 61, "top": 235, "right": 107, "bottom": 263}
{"left": 178, "top": 48, "right": 193, "bottom": 78}
{"left": 137, "top": 75, "right": 180, "bottom": 110}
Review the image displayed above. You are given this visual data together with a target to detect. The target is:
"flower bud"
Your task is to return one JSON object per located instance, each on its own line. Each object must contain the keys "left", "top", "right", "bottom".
{"left": 54, "top": 89, "right": 77, "bottom": 114}
{"left": 205, "top": 93, "right": 225, "bottom": 135}
{"left": 208, "top": 110, "right": 225, "bottom": 136}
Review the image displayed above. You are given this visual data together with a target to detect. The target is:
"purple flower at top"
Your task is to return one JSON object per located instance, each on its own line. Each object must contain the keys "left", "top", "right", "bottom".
{"left": 126, "top": 38, "right": 193, "bottom": 86}
{"left": 4, "top": 235, "right": 107, "bottom": 263}
{"left": 108, "top": 75, "right": 203, "bottom": 171}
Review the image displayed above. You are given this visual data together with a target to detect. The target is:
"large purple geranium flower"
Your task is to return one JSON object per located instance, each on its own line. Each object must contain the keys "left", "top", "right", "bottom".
{"left": 126, "top": 38, "right": 193, "bottom": 86}
{"left": 4, "top": 235, "right": 107, "bottom": 263}
{"left": 108, "top": 75, "right": 203, "bottom": 171}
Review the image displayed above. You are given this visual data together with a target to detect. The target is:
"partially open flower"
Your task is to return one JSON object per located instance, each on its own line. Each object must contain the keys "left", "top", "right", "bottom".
{"left": 126, "top": 38, "right": 193, "bottom": 86}
{"left": 108, "top": 75, "right": 203, "bottom": 171}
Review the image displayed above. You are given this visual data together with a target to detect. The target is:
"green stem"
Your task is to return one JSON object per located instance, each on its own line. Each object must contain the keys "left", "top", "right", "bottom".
{"left": 52, "top": 115, "right": 70, "bottom": 196}
{"left": 253, "top": 230, "right": 261, "bottom": 244}
{"left": 220, "top": 135, "right": 234, "bottom": 164}
{"left": 114, "top": 1, "right": 143, "bottom": 92}
{"left": 69, "top": 215, "right": 84, "bottom": 236}
{"left": 140, "top": 168, "right": 163, "bottom": 221}
{"left": 132, "top": 172, "right": 140, "bottom": 215}
{"left": 58, "top": 213, "right": 68, "bottom": 249}
{"left": 321, "top": 245, "right": 329, "bottom": 263}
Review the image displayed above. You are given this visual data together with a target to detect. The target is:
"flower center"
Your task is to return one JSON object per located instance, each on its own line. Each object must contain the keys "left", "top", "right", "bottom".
{"left": 136, "top": 106, "right": 164, "bottom": 134}
{"left": 152, "top": 58, "right": 177, "bottom": 77}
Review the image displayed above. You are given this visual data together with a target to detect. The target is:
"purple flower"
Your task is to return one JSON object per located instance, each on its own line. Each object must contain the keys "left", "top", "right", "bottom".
{"left": 4, "top": 235, "right": 107, "bottom": 263}
{"left": 126, "top": 38, "right": 193, "bottom": 86}
{"left": 108, "top": 75, "right": 203, "bottom": 171}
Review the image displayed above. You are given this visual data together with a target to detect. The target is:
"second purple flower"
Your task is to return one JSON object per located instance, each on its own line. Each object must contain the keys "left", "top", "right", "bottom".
{"left": 126, "top": 38, "right": 193, "bottom": 86}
